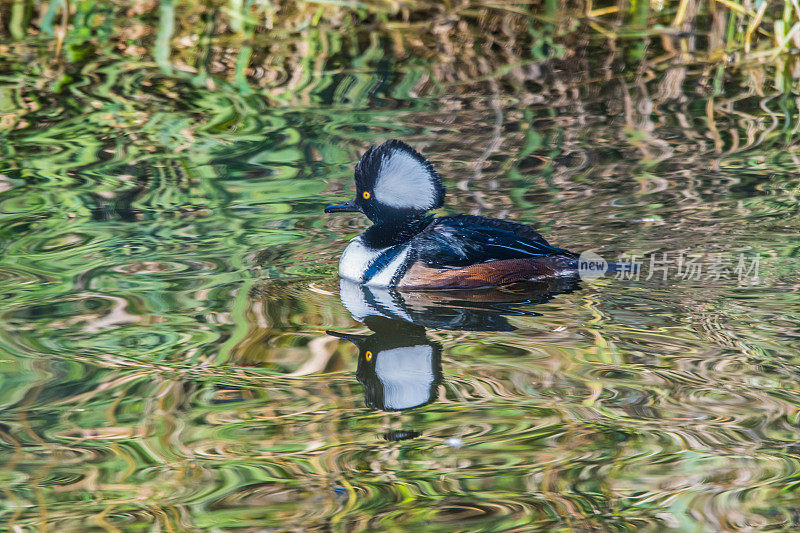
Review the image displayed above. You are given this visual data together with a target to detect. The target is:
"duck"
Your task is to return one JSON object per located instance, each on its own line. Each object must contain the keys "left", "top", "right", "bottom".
{"left": 325, "top": 139, "right": 578, "bottom": 290}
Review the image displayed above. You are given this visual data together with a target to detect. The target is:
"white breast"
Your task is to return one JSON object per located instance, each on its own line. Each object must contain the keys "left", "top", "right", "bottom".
{"left": 338, "top": 238, "right": 410, "bottom": 288}
{"left": 339, "top": 238, "right": 383, "bottom": 282}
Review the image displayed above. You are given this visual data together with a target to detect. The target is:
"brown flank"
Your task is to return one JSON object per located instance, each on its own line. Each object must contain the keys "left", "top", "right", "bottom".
{"left": 397, "top": 257, "right": 575, "bottom": 290}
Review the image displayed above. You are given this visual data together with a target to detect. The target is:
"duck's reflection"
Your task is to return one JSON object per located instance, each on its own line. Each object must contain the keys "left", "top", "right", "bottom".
{"left": 329, "top": 316, "right": 442, "bottom": 412}
{"left": 337, "top": 277, "right": 579, "bottom": 332}
{"left": 328, "top": 277, "right": 579, "bottom": 420}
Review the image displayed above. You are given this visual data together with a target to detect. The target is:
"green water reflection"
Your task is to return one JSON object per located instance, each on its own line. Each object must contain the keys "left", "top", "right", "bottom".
{"left": 2, "top": 8, "right": 800, "bottom": 531}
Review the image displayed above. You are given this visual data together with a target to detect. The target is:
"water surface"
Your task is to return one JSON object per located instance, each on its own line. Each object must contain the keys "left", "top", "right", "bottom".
{"left": 1, "top": 9, "right": 800, "bottom": 531}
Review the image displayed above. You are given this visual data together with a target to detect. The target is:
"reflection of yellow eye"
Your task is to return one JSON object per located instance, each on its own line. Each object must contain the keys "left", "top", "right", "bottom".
{"left": 362, "top": 191, "right": 371, "bottom": 200}
{"left": 365, "top": 350, "right": 373, "bottom": 361}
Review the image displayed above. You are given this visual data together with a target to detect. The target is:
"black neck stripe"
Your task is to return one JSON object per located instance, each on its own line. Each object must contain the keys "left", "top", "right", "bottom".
{"left": 362, "top": 244, "right": 407, "bottom": 283}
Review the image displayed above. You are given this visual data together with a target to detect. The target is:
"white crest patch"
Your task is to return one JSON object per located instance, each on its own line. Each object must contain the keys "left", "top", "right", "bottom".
{"left": 373, "top": 149, "right": 437, "bottom": 209}
{"left": 374, "top": 345, "right": 435, "bottom": 410}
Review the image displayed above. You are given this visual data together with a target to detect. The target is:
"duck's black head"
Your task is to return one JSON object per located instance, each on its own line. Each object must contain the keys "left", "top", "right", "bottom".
{"left": 324, "top": 140, "right": 445, "bottom": 226}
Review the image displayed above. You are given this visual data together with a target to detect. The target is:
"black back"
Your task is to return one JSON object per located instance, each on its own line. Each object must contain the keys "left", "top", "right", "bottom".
{"left": 411, "top": 215, "right": 576, "bottom": 269}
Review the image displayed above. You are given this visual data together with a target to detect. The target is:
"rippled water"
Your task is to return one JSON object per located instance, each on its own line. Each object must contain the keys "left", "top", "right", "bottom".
{"left": 2, "top": 13, "right": 800, "bottom": 530}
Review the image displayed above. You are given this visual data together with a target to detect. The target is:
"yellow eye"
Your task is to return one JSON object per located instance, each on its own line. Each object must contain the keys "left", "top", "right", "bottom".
{"left": 362, "top": 191, "right": 371, "bottom": 200}
{"left": 365, "top": 350, "right": 373, "bottom": 361}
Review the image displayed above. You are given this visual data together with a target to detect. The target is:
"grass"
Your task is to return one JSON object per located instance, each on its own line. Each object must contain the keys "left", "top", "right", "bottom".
{"left": 1, "top": 2, "right": 799, "bottom": 76}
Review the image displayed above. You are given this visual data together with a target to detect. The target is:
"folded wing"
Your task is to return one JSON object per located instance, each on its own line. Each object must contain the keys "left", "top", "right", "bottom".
{"left": 415, "top": 215, "right": 575, "bottom": 268}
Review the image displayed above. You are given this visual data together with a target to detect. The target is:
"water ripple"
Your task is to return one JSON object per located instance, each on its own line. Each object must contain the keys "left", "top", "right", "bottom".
{"left": 2, "top": 23, "right": 800, "bottom": 531}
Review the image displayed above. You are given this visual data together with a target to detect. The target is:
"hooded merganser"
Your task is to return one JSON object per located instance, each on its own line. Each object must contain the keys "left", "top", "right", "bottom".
{"left": 325, "top": 140, "right": 578, "bottom": 290}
